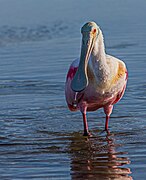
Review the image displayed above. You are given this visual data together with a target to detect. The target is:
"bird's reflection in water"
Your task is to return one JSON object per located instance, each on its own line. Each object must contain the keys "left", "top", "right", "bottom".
{"left": 69, "top": 131, "right": 132, "bottom": 180}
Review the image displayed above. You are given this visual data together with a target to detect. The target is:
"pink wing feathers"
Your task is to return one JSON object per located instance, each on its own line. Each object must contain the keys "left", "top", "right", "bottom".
{"left": 65, "top": 60, "right": 79, "bottom": 111}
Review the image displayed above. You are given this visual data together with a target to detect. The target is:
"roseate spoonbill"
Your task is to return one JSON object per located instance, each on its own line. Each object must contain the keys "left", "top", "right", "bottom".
{"left": 65, "top": 22, "right": 128, "bottom": 136}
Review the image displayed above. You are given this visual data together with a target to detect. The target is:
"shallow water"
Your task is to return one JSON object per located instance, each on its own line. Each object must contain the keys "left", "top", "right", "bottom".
{"left": 0, "top": 0, "right": 146, "bottom": 179}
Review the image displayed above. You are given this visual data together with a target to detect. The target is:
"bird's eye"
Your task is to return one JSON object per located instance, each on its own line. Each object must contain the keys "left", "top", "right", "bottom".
{"left": 93, "top": 29, "right": 96, "bottom": 34}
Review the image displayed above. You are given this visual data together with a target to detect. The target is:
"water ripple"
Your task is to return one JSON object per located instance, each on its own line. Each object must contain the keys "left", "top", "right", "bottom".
{"left": 0, "top": 21, "right": 70, "bottom": 45}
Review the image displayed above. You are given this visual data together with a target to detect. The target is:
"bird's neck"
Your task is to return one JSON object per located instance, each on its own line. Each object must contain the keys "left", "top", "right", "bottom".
{"left": 92, "top": 30, "right": 106, "bottom": 62}
{"left": 89, "top": 31, "right": 110, "bottom": 84}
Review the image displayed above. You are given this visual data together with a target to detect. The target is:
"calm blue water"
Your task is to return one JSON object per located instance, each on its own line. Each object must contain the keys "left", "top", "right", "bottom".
{"left": 0, "top": 0, "right": 146, "bottom": 179}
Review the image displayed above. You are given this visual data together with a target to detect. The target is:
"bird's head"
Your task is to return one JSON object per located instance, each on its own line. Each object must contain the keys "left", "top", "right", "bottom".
{"left": 81, "top": 21, "right": 100, "bottom": 41}
{"left": 71, "top": 22, "right": 100, "bottom": 92}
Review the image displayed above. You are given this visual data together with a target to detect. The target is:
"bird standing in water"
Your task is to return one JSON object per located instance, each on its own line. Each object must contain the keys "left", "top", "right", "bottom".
{"left": 65, "top": 22, "right": 128, "bottom": 136}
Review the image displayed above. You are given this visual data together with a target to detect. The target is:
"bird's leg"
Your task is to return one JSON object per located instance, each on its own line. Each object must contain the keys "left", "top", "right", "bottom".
{"left": 82, "top": 112, "right": 89, "bottom": 136}
{"left": 105, "top": 115, "right": 110, "bottom": 131}
{"left": 80, "top": 105, "right": 90, "bottom": 136}
{"left": 104, "top": 105, "right": 113, "bottom": 131}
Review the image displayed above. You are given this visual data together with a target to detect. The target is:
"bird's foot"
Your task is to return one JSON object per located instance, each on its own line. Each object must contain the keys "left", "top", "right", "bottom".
{"left": 83, "top": 131, "right": 92, "bottom": 137}
{"left": 104, "top": 128, "right": 110, "bottom": 135}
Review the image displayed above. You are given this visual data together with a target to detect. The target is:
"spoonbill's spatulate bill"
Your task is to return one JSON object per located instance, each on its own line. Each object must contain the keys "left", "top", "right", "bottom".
{"left": 65, "top": 22, "right": 128, "bottom": 136}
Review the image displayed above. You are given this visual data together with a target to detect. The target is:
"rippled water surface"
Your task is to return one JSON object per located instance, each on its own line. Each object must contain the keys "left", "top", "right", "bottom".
{"left": 0, "top": 0, "right": 146, "bottom": 179}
